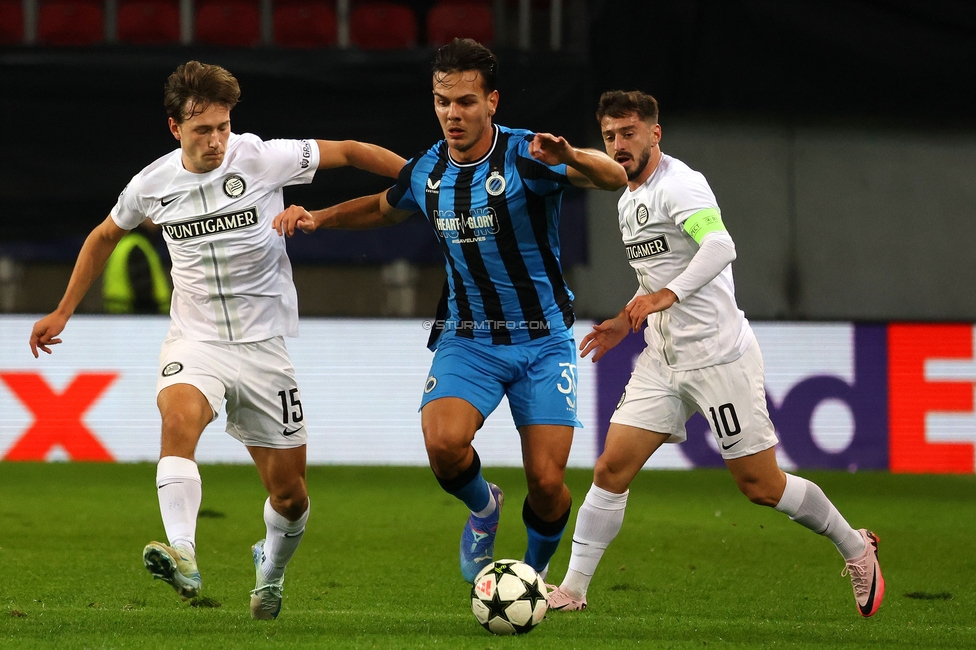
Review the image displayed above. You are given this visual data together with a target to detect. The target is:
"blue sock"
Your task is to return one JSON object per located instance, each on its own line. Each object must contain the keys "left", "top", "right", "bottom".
{"left": 525, "top": 528, "right": 564, "bottom": 572}
{"left": 522, "top": 497, "right": 571, "bottom": 573}
{"left": 434, "top": 449, "right": 491, "bottom": 513}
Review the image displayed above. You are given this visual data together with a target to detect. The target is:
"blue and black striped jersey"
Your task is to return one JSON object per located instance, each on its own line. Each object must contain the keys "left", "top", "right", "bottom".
{"left": 387, "top": 125, "right": 576, "bottom": 348}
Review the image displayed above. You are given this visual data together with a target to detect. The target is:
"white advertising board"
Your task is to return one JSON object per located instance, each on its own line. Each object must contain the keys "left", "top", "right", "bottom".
{"left": 0, "top": 316, "right": 599, "bottom": 467}
{"left": 4, "top": 317, "right": 935, "bottom": 472}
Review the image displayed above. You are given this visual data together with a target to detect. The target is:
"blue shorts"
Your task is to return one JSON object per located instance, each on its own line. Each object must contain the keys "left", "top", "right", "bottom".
{"left": 420, "top": 333, "right": 582, "bottom": 428}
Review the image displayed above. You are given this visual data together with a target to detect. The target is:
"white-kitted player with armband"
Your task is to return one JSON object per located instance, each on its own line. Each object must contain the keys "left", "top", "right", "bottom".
{"left": 29, "top": 61, "right": 405, "bottom": 620}
{"left": 545, "top": 90, "right": 884, "bottom": 618}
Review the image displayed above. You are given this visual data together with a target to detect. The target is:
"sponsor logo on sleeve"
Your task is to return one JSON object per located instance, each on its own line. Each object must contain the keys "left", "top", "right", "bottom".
{"left": 222, "top": 175, "right": 246, "bottom": 198}
{"left": 163, "top": 207, "right": 259, "bottom": 241}
{"left": 301, "top": 140, "right": 312, "bottom": 169}
{"left": 425, "top": 376, "right": 437, "bottom": 393}
{"left": 162, "top": 362, "right": 184, "bottom": 377}
{"left": 626, "top": 234, "right": 670, "bottom": 261}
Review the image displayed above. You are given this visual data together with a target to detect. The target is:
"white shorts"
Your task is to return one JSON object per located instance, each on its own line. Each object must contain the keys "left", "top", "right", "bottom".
{"left": 610, "top": 338, "right": 777, "bottom": 460}
{"left": 156, "top": 335, "right": 307, "bottom": 449}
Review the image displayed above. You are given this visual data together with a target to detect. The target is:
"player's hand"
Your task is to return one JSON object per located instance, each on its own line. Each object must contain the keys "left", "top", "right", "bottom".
{"left": 529, "top": 133, "right": 574, "bottom": 166}
{"left": 272, "top": 204, "right": 317, "bottom": 237}
{"left": 579, "top": 315, "right": 630, "bottom": 362}
{"left": 30, "top": 312, "right": 68, "bottom": 358}
{"left": 625, "top": 289, "right": 678, "bottom": 333}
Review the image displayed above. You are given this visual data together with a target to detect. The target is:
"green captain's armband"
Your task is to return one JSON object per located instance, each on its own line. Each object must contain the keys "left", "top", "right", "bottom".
{"left": 682, "top": 208, "right": 725, "bottom": 244}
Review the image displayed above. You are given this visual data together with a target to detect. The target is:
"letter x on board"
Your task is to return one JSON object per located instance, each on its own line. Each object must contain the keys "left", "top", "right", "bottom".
{"left": 1, "top": 372, "right": 117, "bottom": 461}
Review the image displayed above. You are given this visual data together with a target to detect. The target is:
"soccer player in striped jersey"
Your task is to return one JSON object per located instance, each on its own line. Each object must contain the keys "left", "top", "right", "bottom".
{"left": 545, "top": 90, "right": 884, "bottom": 617}
{"left": 273, "top": 38, "right": 627, "bottom": 583}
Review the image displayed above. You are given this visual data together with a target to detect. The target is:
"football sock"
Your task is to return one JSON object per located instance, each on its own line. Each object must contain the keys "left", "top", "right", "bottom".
{"left": 522, "top": 497, "right": 571, "bottom": 574}
{"left": 775, "top": 473, "right": 866, "bottom": 560}
{"left": 156, "top": 456, "right": 202, "bottom": 555}
{"left": 261, "top": 497, "right": 310, "bottom": 582}
{"left": 435, "top": 449, "right": 495, "bottom": 516}
{"left": 562, "top": 484, "right": 628, "bottom": 598}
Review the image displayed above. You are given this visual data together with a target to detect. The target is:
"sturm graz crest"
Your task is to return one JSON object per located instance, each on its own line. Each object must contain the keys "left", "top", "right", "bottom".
{"left": 223, "top": 175, "right": 246, "bottom": 198}
{"left": 636, "top": 203, "right": 649, "bottom": 225}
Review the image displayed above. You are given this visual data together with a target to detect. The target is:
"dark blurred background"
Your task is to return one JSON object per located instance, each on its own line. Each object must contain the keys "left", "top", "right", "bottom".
{"left": 1, "top": 0, "right": 974, "bottom": 320}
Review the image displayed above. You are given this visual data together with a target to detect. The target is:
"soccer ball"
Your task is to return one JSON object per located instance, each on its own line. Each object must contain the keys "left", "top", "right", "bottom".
{"left": 471, "top": 559, "right": 548, "bottom": 635}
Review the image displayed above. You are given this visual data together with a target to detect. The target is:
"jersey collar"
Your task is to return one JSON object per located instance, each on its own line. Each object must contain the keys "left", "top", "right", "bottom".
{"left": 446, "top": 125, "right": 500, "bottom": 168}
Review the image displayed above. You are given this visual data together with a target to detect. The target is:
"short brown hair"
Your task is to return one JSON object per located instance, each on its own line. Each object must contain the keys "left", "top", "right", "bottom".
{"left": 596, "top": 90, "right": 659, "bottom": 124}
{"left": 164, "top": 61, "right": 241, "bottom": 124}
{"left": 433, "top": 38, "right": 498, "bottom": 94}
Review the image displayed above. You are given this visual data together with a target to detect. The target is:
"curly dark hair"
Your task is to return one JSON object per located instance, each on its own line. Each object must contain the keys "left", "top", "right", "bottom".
{"left": 596, "top": 90, "right": 659, "bottom": 124}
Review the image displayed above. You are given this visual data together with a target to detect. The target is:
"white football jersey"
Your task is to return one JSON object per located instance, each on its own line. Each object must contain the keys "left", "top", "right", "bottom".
{"left": 111, "top": 133, "right": 319, "bottom": 342}
{"left": 619, "top": 153, "right": 754, "bottom": 371}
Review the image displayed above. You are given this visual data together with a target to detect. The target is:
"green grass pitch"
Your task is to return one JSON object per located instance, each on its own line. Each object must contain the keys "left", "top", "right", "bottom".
{"left": 1, "top": 463, "right": 974, "bottom": 649}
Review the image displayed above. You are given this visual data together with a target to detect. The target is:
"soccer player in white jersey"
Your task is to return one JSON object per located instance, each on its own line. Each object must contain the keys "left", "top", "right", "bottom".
{"left": 545, "top": 91, "right": 885, "bottom": 618}
{"left": 28, "top": 61, "right": 406, "bottom": 620}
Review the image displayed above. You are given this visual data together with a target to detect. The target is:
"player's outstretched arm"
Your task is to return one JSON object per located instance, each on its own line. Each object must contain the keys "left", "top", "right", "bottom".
{"left": 30, "top": 215, "right": 128, "bottom": 357}
{"left": 316, "top": 140, "right": 406, "bottom": 179}
{"left": 529, "top": 133, "right": 627, "bottom": 190}
{"left": 273, "top": 190, "right": 413, "bottom": 237}
{"left": 579, "top": 310, "right": 631, "bottom": 362}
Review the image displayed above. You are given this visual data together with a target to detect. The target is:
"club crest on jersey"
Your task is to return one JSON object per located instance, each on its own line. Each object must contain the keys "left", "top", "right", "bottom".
{"left": 162, "top": 362, "right": 184, "bottom": 377}
{"left": 426, "top": 177, "right": 441, "bottom": 194}
{"left": 164, "top": 206, "right": 259, "bottom": 240}
{"left": 636, "top": 204, "right": 649, "bottom": 225}
{"left": 223, "top": 175, "right": 246, "bottom": 198}
{"left": 485, "top": 171, "right": 506, "bottom": 196}
{"left": 626, "top": 235, "right": 670, "bottom": 261}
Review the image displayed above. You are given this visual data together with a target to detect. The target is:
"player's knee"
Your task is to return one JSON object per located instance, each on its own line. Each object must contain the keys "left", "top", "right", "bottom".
{"left": 159, "top": 410, "right": 205, "bottom": 453}
{"left": 525, "top": 472, "right": 565, "bottom": 503}
{"left": 593, "top": 456, "right": 630, "bottom": 493}
{"left": 270, "top": 487, "right": 308, "bottom": 521}
{"left": 422, "top": 423, "right": 470, "bottom": 464}
{"left": 737, "top": 479, "right": 779, "bottom": 507}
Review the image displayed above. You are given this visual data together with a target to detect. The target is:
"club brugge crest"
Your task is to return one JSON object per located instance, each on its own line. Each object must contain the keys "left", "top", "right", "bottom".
{"left": 485, "top": 171, "right": 506, "bottom": 196}
{"left": 636, "top": 203, "right": 649, "bottom": 225}
{"left": 223, "top": 175, "right": 246, "bottom": 198}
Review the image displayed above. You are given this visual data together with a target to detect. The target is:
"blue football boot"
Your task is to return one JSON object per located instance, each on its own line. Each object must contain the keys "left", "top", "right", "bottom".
{"left": 459, "top": 483, "right": 504, "bottom": 583}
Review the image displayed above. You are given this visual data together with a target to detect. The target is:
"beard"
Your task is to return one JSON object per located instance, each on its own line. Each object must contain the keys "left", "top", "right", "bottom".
{"left": 624, "top": 148, "right": 652, "bottom": 181}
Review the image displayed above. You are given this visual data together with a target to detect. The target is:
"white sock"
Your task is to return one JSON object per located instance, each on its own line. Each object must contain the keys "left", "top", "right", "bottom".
{"left": 156, "top": 456, "right": 202, "bottom": 555}
{"left": 472, "top": 491, "right": 497, "bottom": 518}
{"left": 261, "top": 497, "right": 310, "bottom": 582}
{"left": 775, "top": 473, "right": 866, "bottom": 560}
{"left": 562, "top": 484, "right": 629, "bottom": 598}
